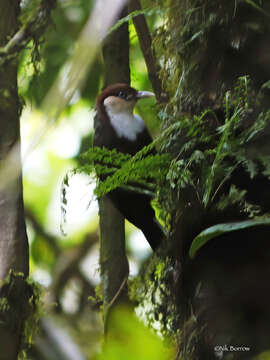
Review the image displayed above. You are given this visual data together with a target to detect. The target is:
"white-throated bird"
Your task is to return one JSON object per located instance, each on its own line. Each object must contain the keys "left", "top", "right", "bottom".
{"left": 93, "top": 83, "right": 164, "bottom": 250}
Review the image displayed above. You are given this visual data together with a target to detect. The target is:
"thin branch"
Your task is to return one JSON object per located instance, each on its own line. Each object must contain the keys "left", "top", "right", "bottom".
{"left": 104, "top": 275, "right": 129, "bottom": 335}
{"left": 25, "top": 207, "right": 61, "bottom": 255}
{"left": 106, "top": 276, "right": 128, "bottom": 311}
{"left": 128, "top": 0, "right": 167, "bottom": 102}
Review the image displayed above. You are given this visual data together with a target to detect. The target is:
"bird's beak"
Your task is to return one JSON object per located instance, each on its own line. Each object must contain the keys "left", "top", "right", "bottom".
{"left": 136, "top": 91, "right": 155, "bottom": 100}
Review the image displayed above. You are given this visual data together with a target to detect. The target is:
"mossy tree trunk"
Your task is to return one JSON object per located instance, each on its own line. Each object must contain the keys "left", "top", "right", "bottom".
{"left": 0, "top": 1, "right": 29, "bottom": 358}
{"left": 177, "top": 3, "right": 270, "bottom": 359}
{"left": 154, "top": 1, "right": 270, "bottom": 359}
{"left": 97, "top": 6, "right": 130, "bottom": 333}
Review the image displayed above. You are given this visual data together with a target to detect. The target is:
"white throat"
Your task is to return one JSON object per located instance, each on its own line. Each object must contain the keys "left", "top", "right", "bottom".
{"left": 104, "top": 105, "right": 145, "bottom": 141}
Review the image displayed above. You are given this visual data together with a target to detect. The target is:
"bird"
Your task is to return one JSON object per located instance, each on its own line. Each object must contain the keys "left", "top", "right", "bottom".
{"left": 93, "top": 83, "right": 164, "bottom": 250}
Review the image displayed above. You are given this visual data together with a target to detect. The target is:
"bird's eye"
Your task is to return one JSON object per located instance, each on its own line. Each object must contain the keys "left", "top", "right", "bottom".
{"left": 118, "top": 91, "right": 126, "bottom": 99}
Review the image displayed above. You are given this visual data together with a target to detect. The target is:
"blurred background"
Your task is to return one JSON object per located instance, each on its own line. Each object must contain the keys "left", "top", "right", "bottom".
{"left": 19, "top": 0, "right": 165, "bottom": 358}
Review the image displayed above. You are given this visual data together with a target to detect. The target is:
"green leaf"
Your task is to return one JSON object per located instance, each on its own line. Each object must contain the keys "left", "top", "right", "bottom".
{"left": 262, "top": 80, "right": 270, "bottom": 90}
{"left": 189, "top": 217, "right": 270, "bottom": 259}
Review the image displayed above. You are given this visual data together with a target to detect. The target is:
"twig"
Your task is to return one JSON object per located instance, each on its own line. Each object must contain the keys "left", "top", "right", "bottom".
{"left": 106, "top": 275, "right": 128, "bottom": 311}
{"left": 104, "top": 275, "right": 129, "bottom": 335}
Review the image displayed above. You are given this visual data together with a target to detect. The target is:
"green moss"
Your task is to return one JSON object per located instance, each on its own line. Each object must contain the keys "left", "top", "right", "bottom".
{"left": 19, "top": 278, "right": 43, "bottom": 359}
{"left": 0, "top": 298, "right": 10, "bottom": 313}
{"left": 58, "top": 1, "right": 270, "bottom": 353}
{"left": 70, "top": 74, "right": 270, "bottom": 340}
{"left": 154, "top": 0, "right": 270, "bottom": 114}
{"left": 0, "top": 270, "right": 43, "bottom": 359}
{"left": 129, "top": 254, "right": 177, "bottom": 337}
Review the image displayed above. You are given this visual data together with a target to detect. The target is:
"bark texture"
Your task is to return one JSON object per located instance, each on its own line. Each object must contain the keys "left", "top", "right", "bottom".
{"left": 97, "top": 6, "right": 130, "bottom": 331}
{"left": 0, "top": 1, "right": 29, "bottom": 358}
{"left": 102, "top": 7, "right": 130, "bottom": 89}
{"left": 162, "top": 2, "right": 270, "bottom": 359}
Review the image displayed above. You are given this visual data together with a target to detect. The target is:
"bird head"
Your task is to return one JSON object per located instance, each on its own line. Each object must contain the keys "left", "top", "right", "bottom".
{"left": 97, "top": 83, "right": 155, "bottom": 117}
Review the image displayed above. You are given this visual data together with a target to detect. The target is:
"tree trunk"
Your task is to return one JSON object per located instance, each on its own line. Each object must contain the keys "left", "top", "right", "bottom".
{"left": 170, "top": 2, "right": 270, "bottom": 359}
{"left": 152, "top": 1, "right": 270, "bottom": 358}
{"left": 0, "top": 1, "right": 29, "bottom": 358}
{"left": 97, "top": 6, "right": 130, "bottom": 333}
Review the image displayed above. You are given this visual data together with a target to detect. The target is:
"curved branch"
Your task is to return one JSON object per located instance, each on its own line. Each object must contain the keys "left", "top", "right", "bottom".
{"left": 128, "top": 0, "right": 167, "bottom": 102}
{"left": 25, "top": 207, "right": 60, "bottom": 256}
{"left": 51, "top": 233, "right": 99, "bottom": 312}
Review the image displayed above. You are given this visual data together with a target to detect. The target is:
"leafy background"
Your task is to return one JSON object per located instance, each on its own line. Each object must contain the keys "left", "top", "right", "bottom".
{"left": 17, "top": 0, "right": 270, "bottom": 358}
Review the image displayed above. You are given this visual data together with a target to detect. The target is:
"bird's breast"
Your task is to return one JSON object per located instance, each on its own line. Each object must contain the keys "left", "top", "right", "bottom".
{"left": 107, "top": 111, "right": 145, "bottom": 141}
